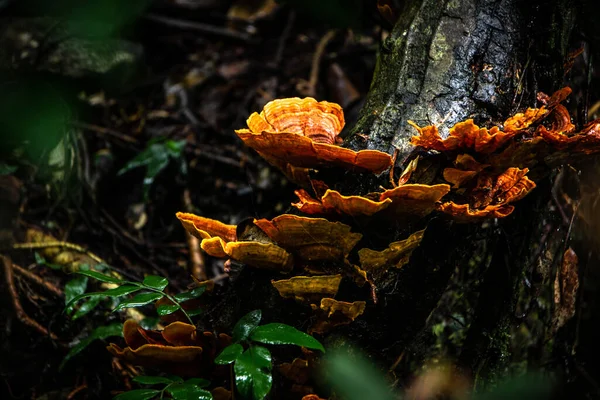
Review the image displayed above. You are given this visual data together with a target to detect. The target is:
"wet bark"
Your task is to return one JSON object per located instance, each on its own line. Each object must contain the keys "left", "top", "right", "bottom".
{"left": 339, "top": 0, "right": 578, "bottom": 390}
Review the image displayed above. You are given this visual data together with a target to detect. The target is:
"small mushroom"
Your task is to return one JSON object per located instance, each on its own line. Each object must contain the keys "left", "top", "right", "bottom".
{"left": 107, "top": 320, "right": 231, "bottom": 377}
{"left": 309, "top": 298, "right": 367, "bottom": 334}
{"left": 438, "top": 167, "right": 536, "bottom": 221}
{"left": 358, "top": 229, "right": 425, "bottom": 272}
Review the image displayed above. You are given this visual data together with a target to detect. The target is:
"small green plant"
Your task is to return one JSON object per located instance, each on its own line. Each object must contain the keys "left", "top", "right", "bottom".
{"left": 61, "top": 270, "right": 206, "bottom": 370}
{"left": 65, "top": 270, "right": 205, "bottom": 324}
{"left": 114, "top": 376, "right": 212, "bottom": 400}
{"left": 118, "top": 137, "right": 187, "bottom": 200}
{"left": 214, "top": 309, "right": 325, "bottom": 400}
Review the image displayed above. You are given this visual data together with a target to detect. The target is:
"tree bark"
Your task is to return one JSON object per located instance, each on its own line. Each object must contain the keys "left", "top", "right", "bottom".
{"left": 340, "top": 0, "right": 579, "bottom": 390}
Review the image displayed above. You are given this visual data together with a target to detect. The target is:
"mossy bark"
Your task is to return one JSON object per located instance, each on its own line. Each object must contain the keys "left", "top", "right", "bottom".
{"left": 340, "top": 0, "right": 578, "bottom": 390}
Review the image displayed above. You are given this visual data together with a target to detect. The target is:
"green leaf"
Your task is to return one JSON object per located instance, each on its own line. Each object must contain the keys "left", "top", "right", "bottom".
{"left": 234, "top": 346, "right": 272, "bottom": 400}
{"left": 65, "top": 285, "right": 141, "bottom": 314}
{"left": 215, "top": 343, "right": 244, "bottom": 365}
{"left": 167, "top": 383, "right": 213, "bottom": 400}
{"left": 142, "top": 275, "right": 168, "bottom": 291}
{"left": 60, "top": 323, "right": 123, "bottom": 370}
{"left": 184, "top": 378, "right": 210, "bottom": 388}
{"left": 157, "top": 304, "right": 180, "bottom": 316}
{"left": 233, "top": 309, "right": 262, "bottom": 342}
{"left": 64, "top": 275, "right": 88, "bottom": 305}
{"left": 133, "top": 376, "right": 175, "bottom": 385}
{"left": 173, "top": 286, "right": 206, "bottom": 302}
{"left": 186, "top": 308, "right": 203, "bottom": 317}
{"left": 117, "top": 139, "right": 184, "bottom": 201}
{"left": 250, "top": 323, "right": 325, "bottom": 352}
{"left": 113, "top": 388, "right": 160, "bottom": 400}
{"left": 114, "top": 292, "right": 163, "bottom": 311}
{"left": 74, "top": 269, "right": 124, "bottom": 284}
{"left": 71, "top": 296, "right": 103, "bottom": 320}
{"left": 103, "top": 285, "right": 143, "bottom": 297}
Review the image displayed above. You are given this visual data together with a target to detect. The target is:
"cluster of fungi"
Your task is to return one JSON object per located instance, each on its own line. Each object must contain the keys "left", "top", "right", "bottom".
{"left": 109, "top": 88, "right": 600, "bottom": 394}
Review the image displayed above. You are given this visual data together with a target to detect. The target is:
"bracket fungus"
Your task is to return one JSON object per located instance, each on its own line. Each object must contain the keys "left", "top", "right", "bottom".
{"left": 358, "top": 229, "right": 425, "bottom": 273}
{"left": 271, "top": 274, "right": 342, "bottom": 303}
{"left": 253, "top": 214, "right": 362, "bottom": 261}
{"left": 437, "top": 167, "right": 536, "bottom": 222}
{"left": 172, "top": 88, "right": 600, "bottom": 340}
{"left": 108, "top": 320, "right": 231, "bottom": 377}
{"left": 235, "top": 97, "right": 392, "bottom": 174}
{"left": 293, "top": 182, "right": 450, "bottom": 220}
{"left": 309, "top": 298, "right": 367, "bottom": 334}
{"left": 176, "top": 212, "right": 293, "bottom": 272}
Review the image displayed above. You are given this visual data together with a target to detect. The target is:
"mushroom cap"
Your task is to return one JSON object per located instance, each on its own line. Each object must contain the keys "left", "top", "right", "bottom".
{"left": 201, "top": 236, "right": 294, "bottom": 272}
{"left": 251, "top": 97, "right": 345, "bottom": 145}
{"left": 236, "top": 128, "right": 393, "bottom": 173}
{"left": 358, "top": 229, "right": 425, "bottom": 271}
{"left": 254, "top": 214, "right": 362, "bottom": 261}
{"left": 176, "top": 212, "right": 237, "bottom": 241}
{"left": 292, "top": 184, "right": 450, "bottom": 219}
{"left": 236, "top": 97, "right": 392, "bottom": 174}
{"left": 309, "top": 298, "right": 367, "bottom": 334}
{"left": 438, "top": 167, "right": 536, "bottom": 222}
{"left": 108, "top": 320, "right": 229, "bottom": 377}
{"left": 292, "top": 188, "right": 391, "bottom": 217}
{"left": 271, "top": 274, "right": 342, "bottom": 303}
{"left": 410, "top": 119, "right": 518, "bottom": 154}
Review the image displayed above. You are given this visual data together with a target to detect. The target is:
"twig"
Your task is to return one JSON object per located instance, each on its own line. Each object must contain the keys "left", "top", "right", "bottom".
{"left": 182, "top": 189, "right": 207, "bottom": 281}
{"left": 144, "top": 14, "right": 255, "bottom": 43}
{"left": 12, "top": 241, "right": 105, "bottom": 265}
{"left": 389, "top": 148, "right": 399, "bottom": 187}
{"left": 297, "top": 30, "right": 337, "bottom": 97}
{"left": 186, "top": 146, "right": 244, "bottom": 168}
{"left": 1, "top": 255, "right": 58, "bottom": 340}
{"left": 73, "top": 122, "right": 139, "bottom": 145}
{"left": 12, "top": 264, "right": 63, "bottom": 297}
{"left": 67, "top": 383, "right": 88, "bottom": 400}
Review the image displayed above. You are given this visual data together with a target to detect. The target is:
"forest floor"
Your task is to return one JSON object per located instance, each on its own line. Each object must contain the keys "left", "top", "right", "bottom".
{"left": 0, "top": 1, "right": 390, "bottom": 398}
{"left": 2, "top": 1, "right": 600, "bottom": 400}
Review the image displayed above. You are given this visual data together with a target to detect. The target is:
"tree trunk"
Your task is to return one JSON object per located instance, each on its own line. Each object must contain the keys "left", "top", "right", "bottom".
{"left": 340, "top": 0, "right": 578, "bottom": 390}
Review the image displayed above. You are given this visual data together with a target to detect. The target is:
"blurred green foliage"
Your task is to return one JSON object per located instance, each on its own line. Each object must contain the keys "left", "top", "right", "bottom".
{"left": 118, "top": 138, "right": 187, "bottom": 201}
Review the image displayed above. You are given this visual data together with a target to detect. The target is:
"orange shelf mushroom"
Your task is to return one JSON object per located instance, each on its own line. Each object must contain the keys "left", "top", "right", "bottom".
{"left": 271, "top": 274, "right": 343, "bottom": 303}
{"left": 292, "top": 183, "right": 450, "bottom": 219}
{"left": 107, "top": 320, "right": 231, "bottom": 377}
{"left": 254, "top": 214, "right": 362, "bottom": 261}
{"left": 176, "top": 212, "right": 237, "bottom": 241}
{"left": 358, "top": 229, "right": 425, "bottom": 272}
{"left": 176, "top": 212, "right": 293, "bottom": 272}
{"left": 309, "top": 298, "right": 367, "bottom": 334}
{"left": 409, "top": 88, "right": 573, "bottom": 155}
{"left": 235, "top": 97, "right": 392, "bottom": 174}
{"left": 437, "top": 167, "right": 536, "bottom": 222}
